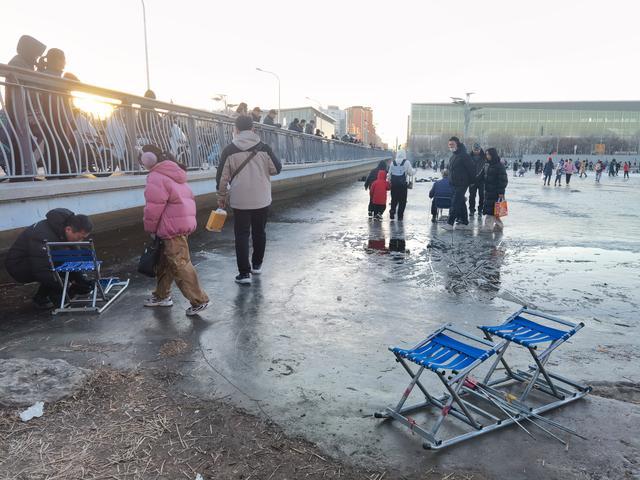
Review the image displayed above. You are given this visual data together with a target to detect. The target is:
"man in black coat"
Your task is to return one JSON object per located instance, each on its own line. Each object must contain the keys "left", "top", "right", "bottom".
{"left": 443, "top": 136, "right": 475, "bottom": 230}
{"left": 467, "top": 143, "right": 486, "bottom": 217}
{"left": 5, "top": 208, "right": 94, "bottom": 308}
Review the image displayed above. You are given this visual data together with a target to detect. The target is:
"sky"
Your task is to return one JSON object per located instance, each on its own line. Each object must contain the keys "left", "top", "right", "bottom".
{"left": 3, "top": 0, "right": 640, "bottom": 146}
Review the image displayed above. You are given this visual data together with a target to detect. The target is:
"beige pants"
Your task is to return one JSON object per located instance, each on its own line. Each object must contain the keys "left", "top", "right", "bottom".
{"left": 154, "top": 236, "right": 209, "bottom": 306}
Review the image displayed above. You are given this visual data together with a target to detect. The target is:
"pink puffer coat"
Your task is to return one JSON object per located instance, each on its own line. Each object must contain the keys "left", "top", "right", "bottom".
{"left": 143, "top": 161, "right": 197, "bottom": 239}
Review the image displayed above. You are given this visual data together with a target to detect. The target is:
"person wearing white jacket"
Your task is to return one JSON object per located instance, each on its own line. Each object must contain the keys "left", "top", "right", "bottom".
{"left": 387, "top": 149, "right": 415, "bottom": 221}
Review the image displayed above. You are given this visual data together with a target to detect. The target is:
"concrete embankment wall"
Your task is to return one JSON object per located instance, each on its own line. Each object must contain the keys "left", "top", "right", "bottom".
{"left": 0, "top": 158, "right": 386, "bottom": 253}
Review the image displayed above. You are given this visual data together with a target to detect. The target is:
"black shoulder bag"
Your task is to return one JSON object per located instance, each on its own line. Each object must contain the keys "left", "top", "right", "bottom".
{"left": 138, "top": 236, "right": 163, "bottom": 278}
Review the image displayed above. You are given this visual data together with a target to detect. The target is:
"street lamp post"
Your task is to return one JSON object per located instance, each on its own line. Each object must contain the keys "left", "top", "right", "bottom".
{"left": 141, "top": 0, "right": 151, "bottom": 92}
{"left": 451, "top": 92, "right": 481, "bottom": 141}
{"left": 211, "top": 94, "right": 228, "bottom": 114}
{"left": 305, "top": 96, "right": 323, "bottom": 108}
{"left": 256, "top": 67, "right": 281, "bottom": 124}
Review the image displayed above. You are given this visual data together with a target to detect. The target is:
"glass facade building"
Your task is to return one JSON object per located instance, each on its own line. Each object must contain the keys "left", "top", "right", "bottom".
{"left": 409, "top": 101, "right": 640, "bottom": 156}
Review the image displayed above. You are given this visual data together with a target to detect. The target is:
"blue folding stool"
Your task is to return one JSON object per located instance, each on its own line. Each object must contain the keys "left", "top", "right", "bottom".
{"left": 46, "top": 241, "right": 129, "bottom": 314}
{"left": 375, "top": 324, "right": 508, "bottom": 449}
{"left": 433, "top": 195, "right": 451, "bottom": 222}
{"left": 479, "top": 307, "right": 591, "bottom": 403}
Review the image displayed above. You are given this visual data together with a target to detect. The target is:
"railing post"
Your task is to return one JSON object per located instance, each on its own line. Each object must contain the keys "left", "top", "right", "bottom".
{"left": 123, "top": 101, "right": 138, "bottom": 170}
{"left": 186, "top": 116, "right": 198, "bottom": 168}
{"left": 15, "top": 85, "right": 35, "bottom": 176}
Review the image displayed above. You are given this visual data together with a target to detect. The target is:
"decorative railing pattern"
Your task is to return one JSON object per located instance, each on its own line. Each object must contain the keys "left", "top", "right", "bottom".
{"left": 0, "top": 64, "right": 388, "bottom": 179}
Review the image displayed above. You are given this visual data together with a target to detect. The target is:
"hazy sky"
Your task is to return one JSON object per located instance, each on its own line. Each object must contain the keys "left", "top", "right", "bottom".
{"left": 3, "top": 0, "right": 639, "bottom": 145}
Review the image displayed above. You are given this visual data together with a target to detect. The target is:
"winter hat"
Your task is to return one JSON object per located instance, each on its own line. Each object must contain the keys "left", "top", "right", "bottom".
{"left": 141, "top": 151, "right": 158, "bottom": 170}
{"left": 472, "top": 143, "right": 481, "bottom": 150}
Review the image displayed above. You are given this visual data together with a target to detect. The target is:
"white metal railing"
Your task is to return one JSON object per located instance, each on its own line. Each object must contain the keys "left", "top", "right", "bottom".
{"left": 0, "top": 63, "right": 389, "bottom": 179}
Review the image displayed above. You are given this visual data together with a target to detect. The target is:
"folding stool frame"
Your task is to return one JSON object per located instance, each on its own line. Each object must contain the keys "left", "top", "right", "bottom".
{"left": 479, "top": 307, "right": 591, "bottom": 403}
{"left": 432, "top": 196, "right": 450, "bottom": 222}
{"left": 375, "top": 324, "right": 513, "bottom": 449}
{"left": 46, "top": 241, "right": 129, "bottom": 315}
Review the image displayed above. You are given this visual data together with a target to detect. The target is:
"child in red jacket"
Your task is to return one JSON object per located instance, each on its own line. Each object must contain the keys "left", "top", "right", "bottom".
{"left": 369, "top": 170, "right": 390, "bottom": 219}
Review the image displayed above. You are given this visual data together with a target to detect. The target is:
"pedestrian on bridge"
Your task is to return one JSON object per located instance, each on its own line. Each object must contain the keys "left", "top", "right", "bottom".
{"left": 216, "top": 115, "right": 282, "bottom": 285}
{"left": 141, "top": 145, "right": 210, "bottom": 316}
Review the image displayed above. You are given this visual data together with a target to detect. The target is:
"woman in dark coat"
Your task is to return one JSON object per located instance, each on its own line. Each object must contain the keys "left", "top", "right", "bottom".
{"left": 483, "top": 148, "right": 508, "bottom": 231}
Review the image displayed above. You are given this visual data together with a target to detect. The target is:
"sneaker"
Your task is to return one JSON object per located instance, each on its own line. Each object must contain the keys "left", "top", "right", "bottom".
{"left": 367, "top": 212, "right": 373, "bottom": 218}
{"left": 389, "top": 213, "right": 395, "bottom": 220}
{"left": 235, "top": 273, "right": 252, "bottom": 285}
{"left": 374, "top": 213, "right": 383, "bottom": 220}
{"left": 431, "top": 215, "right": 437, "bottom": 223}
{"left": 251, "top": 264, "right": 262, "bottom": 274}
{"left": 144, "top": 296, "right": 173, "bottom": 307}
{"left": 441, "top": 223, "right": 454, "bottom": 231}
{"left": 186, "top": 301, "right": 209, "bottom": 316}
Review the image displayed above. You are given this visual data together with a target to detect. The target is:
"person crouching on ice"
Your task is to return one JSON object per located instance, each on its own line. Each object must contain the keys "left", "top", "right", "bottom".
{"left": 141, "top": 145, "right": 210, "bottom": 316}
{"left": 369, "top": 170, "right": 390, "bottom": 220}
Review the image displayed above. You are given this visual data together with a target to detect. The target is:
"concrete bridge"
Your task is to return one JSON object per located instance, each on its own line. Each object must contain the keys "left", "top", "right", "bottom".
{"left": 0, "top": 63, "right": 390, "bottom": 250}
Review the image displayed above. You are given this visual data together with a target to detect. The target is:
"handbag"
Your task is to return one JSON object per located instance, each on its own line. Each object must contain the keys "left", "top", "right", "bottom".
{"left": 494, "top": 195, "right": 508, "bottom": 218}
{"left": 137, "top": 237, "right": 163, "bottom": 277}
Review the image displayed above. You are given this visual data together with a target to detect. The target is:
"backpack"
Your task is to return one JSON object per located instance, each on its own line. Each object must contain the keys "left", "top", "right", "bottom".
{"left": 390, "top": 159, "right": 407, "bottom": 187}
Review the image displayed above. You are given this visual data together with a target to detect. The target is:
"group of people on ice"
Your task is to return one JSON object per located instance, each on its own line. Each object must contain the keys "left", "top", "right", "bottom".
{"left": 364, "top": 137, "right": 508, "bottom": 232}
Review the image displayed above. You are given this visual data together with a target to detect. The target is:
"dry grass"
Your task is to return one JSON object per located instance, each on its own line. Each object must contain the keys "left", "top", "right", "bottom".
{"left": 0, "top": 369, "right": 482, "bottom": 480}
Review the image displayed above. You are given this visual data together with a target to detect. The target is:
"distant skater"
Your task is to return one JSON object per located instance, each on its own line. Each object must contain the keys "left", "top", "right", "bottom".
{"left": 564, "top": 159, "right": 575, "bottom": 186}
{"left": 542, "top": 157, "right": 553, "bottom": 186}
{"left": 554, "top": 161, "right": 564, "bottom": 186}
{"left": 595, "top": 160, "right": 604, "bottom": 183}
{"left": 579, "top": 160, "right": 587, "bottom": 178}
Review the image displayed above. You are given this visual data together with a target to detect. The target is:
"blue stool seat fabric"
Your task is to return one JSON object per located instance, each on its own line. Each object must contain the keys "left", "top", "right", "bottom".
{"left": 55, "top": 261, "right": 102, "bottom": 272}
{"left": 480, "top": 316, "right": 576, "bottom": 347}
{"left": 392, "top": 333, "right": 495, "bottom": 372}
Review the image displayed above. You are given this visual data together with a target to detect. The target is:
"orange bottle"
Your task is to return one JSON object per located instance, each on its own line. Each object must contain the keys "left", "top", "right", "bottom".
{"left": 206, "top": 208, "right": 227, "bottom": 232}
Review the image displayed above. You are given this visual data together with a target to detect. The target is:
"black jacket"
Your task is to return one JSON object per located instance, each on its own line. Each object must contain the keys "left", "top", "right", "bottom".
{"left": 448, "top": 144, "right": 475, "bottom": 188}
{"left": 543, "top": 160, "right": 554, "bottom": 175}
{"left": 469, "top": 150, "right": 486, "bottom": 185}
{"left": 483, "top": 159, "right": 508, "bottom": 215}
{"left": 5, "top": 208, "right": 73, "bottom": 286}
{"left": 364, "top": 160, "right": 388, "bottom": 190}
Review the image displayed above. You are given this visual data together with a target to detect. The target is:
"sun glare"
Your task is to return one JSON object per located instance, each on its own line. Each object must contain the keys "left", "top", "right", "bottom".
{"left": 71, "top": 91, "right": 121, "bottom": 120}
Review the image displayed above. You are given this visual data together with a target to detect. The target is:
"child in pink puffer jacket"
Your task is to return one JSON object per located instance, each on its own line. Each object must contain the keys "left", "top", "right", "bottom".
{"left": 141, "top": 144, "right": 209, "bottom": 316}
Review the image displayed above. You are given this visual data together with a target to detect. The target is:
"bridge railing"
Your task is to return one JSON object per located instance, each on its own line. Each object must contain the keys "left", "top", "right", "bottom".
{"left": 0, "top": 63, "right": 388, "bottom": 179}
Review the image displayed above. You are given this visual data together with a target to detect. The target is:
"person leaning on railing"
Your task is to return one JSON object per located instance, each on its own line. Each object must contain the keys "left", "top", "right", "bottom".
{"left": 5, "top": 35, "right": 47, "bottom": 177}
